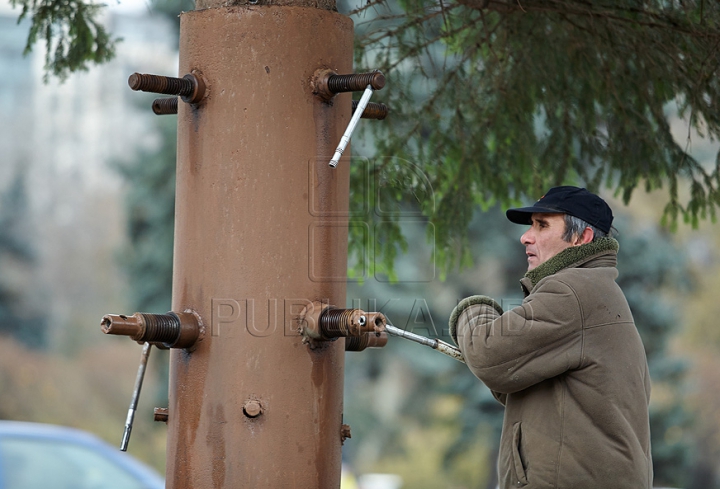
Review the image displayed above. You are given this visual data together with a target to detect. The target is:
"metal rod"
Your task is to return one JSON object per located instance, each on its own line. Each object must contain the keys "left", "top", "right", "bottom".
{"left": 385, "top": 324, "right": 437, "bottom": 348}
{"left": 152, "top": 97, "right": 179, "bottom": 115}
{"left": 128, "top": 72, "right": 206, "bottom": 104}
{"left": 327, "top": 71, "right": 385, "bottom": 93}
{"left": 129, "top": 73, "right": 194, "bottom": 97}
{"left": 329, "top": 85, "right": 373, "bottom": 168}
{"left": 352, "top": 100, "right": 388, "bottom": 120}
{"left": 120, "top": 342, "right": 152, "bottom": 451}
{"left": 385, "top": 324, "right": 465, "bottom": 363}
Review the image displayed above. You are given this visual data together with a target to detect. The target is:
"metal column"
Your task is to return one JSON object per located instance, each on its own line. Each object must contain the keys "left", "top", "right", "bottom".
{"left": 169, "top": 6, "right": 353, "bottom": 487}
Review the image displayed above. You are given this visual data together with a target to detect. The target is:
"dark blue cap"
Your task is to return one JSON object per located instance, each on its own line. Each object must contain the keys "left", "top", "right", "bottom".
{"left": 506, "top": 186, "right": 614, "bottom": 234}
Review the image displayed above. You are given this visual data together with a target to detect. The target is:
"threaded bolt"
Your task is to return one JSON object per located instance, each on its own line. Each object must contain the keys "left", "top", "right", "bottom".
{"left": 352, "top": 100, "right": 389, "bottom": 120}
{"left": 318, "top": 308, "right": 386, "bottom": 338}
{"left": 101, "top": 311, "right": 201, "bottom": 349}
{"left": 345, "top": 332, "right": 388, "bottom": 351}
{"left": 319, "top": 308, "right": 357, "bottom": 337}
{"left": 152, "top": 97, "right": 178, "bottom": 115}
{"left": 313, "top": 69, "right": 386, "bottom": 102}
{"left": 129, "top": 73, "right": 194, "bottom": 97}
{"left": 327, "top": 71, "right": 385, "bottom": 93}
{"left": 140, "top": 313, "right": 181, "bottom": 343}
{"left": 128, "top": 72, "right": 206, "bottom": 104}
{"left": 101, "top": 312, "right": 180, "bottom": 343}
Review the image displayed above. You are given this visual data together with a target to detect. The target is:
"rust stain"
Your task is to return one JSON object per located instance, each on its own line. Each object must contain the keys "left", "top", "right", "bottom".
{"left": 169, "top": 348, "right": 206, "bottom": 486}
{"left": 190, "top": 102, "right": 203, "bottom": 134}
{"left": 207, "top": 404, "right": 227, "bottom": 489}
{"left": 310, "top": 348, "right": 326, "bottom": 389}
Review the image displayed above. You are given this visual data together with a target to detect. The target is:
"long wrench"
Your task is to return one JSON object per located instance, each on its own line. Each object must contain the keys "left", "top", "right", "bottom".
{"left": 120, "top": 342, "right": 152, "bottom": 451}
{"left": 328, "top": 84, "right": 374, "bottom": 168}
{"left": 385, "top": 324, "right": 465, "bottom": 363}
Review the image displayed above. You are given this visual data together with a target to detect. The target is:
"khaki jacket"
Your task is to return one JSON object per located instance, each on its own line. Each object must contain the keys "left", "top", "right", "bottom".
{"left": 454, "top": 238, "right": 652, "bottom": 489}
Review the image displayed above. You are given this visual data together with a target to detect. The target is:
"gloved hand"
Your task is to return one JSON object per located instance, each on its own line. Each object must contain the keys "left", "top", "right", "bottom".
{"left": 448, "top": 295, "right": 504, "bottom": 346}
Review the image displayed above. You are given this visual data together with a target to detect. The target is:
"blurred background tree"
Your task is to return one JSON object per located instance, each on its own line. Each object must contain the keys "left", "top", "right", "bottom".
{"left": 0, "top": 170, "right": 47, "bottom": 347}
{"left": 13, "top": 0, "right": 720, "bottom": 275}
{"left": 618, "top": 221, "right": 694, "bottom": 487}
{"left": 112, "top": 0, "right": 191, "bottom": 315}
{"left": 115, "top": 115, "right": 177, "bottom": 314}
{"left": 0, "top": 0, "right": 183, "bottom": 473}
{"left": 348, "top": 0, "right": 720, "bottom": 275}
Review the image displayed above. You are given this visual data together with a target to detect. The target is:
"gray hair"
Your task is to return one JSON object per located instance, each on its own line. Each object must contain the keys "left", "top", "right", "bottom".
{"left": 562, "top": 214, "right": 608, "bottom": 243}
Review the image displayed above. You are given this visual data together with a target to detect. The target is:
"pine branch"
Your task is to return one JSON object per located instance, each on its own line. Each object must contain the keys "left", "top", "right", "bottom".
{"left": 350, "top": 0, "right": 720, "bottom": 276}
{"left": 12, "top": 0, "right": 118, "bottom": 81}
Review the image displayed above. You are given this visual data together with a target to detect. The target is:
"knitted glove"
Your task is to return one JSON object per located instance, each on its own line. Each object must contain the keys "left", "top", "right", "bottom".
{"left": 448, "top": 295, "right": 504, "bottom": 346}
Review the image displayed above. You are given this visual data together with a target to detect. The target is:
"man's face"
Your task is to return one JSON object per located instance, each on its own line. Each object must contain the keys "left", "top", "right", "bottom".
{"left": 520, "top": 213, "right": 573, "bottom": 271}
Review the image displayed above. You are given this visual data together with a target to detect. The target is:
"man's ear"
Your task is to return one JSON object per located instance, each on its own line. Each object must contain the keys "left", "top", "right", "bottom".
{"left": 574, "top": 227, "right": 594, "bottom": 245}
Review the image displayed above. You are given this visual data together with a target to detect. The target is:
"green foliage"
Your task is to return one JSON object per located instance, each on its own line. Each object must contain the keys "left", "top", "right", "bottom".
{"left": 349, "top": 157, "right": 437, "bottom": 281}
{"left": 0, "top": 171, "right": 47, "bottom": 347}
{"left": 11, "top": 0, "right": 117, "bottom": 81}
{"left": 347, "top": 0, "right": 720, "bottom": 274}
{"left": 20, "top": 0, "right": 720, "bottom": 276}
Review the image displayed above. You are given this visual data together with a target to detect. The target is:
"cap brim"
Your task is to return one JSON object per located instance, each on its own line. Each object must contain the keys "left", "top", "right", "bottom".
{"left": 506, "top": 206, "right": 565, "bottom": 225}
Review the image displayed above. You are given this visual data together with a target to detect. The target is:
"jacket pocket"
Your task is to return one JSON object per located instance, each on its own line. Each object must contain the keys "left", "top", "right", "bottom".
{"left": 511, "top": 422, "right": 529, "bottom": 486}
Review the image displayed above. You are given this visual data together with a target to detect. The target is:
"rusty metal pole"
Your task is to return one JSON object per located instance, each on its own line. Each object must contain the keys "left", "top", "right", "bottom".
{"left": 168, "top": 3, "right": 353, "bottom": 488}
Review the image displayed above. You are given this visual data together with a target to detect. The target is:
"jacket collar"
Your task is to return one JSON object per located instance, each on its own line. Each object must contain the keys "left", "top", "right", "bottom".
{"left": 520, "top": 237, "right": 619, "bottom": 294}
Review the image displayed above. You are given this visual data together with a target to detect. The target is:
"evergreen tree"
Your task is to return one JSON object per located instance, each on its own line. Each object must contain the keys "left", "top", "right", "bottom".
{"left": 10, "top": 0, "right": 116, "bottom": 81}
{"left": 344, "top": 0, "right": 720, "bottom": 273}
{"left": 16, "top": 0, "right": 720, "bottom": 273}
{"left": 115, "top": 115, "right": 177, "bottom": 313}
{"left": 112, "top": 0, "right": 189, "bottom": 312}
{"left": 0, "top": 171, "right": 47, "bottom": 346}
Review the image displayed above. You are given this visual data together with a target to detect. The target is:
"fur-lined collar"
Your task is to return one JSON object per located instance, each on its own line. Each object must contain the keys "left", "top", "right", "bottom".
{"left": 522, "top": 237, "right": 619, "bottom": 291}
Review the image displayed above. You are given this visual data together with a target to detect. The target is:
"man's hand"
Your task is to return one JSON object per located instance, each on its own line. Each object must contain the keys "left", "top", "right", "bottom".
{"left": 448, "top": 295, "right": 504, "bottom": 345}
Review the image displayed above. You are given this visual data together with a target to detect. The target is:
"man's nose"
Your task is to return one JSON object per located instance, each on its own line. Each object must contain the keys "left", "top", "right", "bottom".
{"left": 521, "top": 228, "right": 533, "bottom": 245}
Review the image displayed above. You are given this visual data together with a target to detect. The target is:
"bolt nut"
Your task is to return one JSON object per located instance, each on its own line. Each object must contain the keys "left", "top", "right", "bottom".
{"left": 154, "top": 407, "right": 169, "bottom": 423}
{"left": 340, "top": 424, "right": 352, "bottom": 445}
{"left": 243, "top": 400, "right": 263, "bottom": 418}
{"left": 311, "top": 69, "right": 337, "bottom": 102}
{"left": 181, "top": 71, "right": 207, "bottom": 105}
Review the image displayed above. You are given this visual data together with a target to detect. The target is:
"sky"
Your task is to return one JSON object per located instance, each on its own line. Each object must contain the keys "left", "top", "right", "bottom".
{"left": 106, "top": 0, "right": 154, "bottom": 14}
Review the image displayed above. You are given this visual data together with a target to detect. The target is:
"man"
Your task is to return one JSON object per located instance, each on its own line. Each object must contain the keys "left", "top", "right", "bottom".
{"left": 448, "top": 186, "right": 652, "bottom": 488}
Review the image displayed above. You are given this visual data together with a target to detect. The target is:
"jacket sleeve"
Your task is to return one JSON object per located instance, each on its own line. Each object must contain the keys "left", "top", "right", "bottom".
{"left": 491, "top": 391, "right": 507, "bottom": 405}
{"left": 456, "top": 278, "right": 584, "bottom": 394}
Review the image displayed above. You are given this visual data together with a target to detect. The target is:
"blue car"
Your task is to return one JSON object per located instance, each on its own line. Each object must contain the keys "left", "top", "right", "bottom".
{"left": 0, "top": 421, "right": 164, "bottom": 489}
